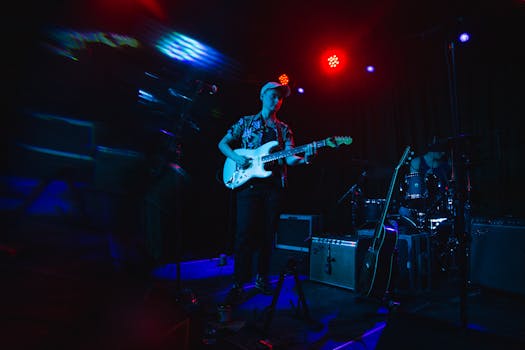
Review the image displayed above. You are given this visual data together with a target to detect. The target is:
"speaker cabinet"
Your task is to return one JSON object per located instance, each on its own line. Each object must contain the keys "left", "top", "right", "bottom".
{"left": 275, "top": 214, "right": 321, "bottom": 252}
{"left": 470, "top": 222, "right": 525, "bottom": 296}
{"left": 309, "top": 236, "right": 358, "bottom": 290}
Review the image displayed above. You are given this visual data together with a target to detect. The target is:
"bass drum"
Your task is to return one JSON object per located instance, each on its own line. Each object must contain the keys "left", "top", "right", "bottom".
{"left": 403, "top": 172, "right": 428, "bottom": 200}
{"left": 402, "top": 172, "right": 445, "bottom": 200}
{"left": 425, "top": 173, "right": 444, "bottom": 199}
{"left": 401, "top": 172, "right": 446, "bottom": 210}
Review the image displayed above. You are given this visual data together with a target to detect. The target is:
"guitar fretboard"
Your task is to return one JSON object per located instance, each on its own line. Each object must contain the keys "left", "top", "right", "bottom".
{"left": 261, "top": 140, "right": 326, "bottom": 163}
{"left": 373, "top": 146, "right": 411, "bottom": 239}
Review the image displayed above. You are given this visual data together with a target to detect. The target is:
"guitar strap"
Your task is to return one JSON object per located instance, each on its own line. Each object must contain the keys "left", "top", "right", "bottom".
{"left": 275, "top": 122, "right": 288, "bottom": 188}
{"left": 252, "top": 113, "right": 288, "bottom": 188}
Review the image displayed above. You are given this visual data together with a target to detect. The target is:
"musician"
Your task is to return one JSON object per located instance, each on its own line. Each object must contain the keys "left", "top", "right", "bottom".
{"left": 218, "top": 81, "right": 316, "bottom": 303}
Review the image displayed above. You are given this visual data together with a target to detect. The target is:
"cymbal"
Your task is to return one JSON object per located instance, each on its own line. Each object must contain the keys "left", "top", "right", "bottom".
{"left": 427, "top": 133, "right": 478, "bottom": 151}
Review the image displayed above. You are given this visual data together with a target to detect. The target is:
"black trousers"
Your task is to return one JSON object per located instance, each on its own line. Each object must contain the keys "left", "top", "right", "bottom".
{"left": 233, "top": 180, "right": 283, "bottom": 285}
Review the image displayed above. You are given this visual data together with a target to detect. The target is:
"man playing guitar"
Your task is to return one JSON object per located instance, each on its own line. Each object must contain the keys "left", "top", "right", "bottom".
{"left": 218, "top": 81, "right": 316, "bottom": 303}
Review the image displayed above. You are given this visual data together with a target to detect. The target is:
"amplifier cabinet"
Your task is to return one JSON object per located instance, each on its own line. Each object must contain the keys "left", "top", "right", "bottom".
{"left": 309, "top": 236, "right": 358, "bottom": 290}
{"left": 470, "top": 222, "right": 525, "bottom": 296}
{"left": 275, "top": 214, "right": 321, "bottom": 252}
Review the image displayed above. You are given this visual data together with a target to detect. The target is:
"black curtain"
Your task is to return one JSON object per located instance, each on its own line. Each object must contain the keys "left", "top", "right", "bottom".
{"left": 285, "top": 6, "right": 524, "bottom": 223}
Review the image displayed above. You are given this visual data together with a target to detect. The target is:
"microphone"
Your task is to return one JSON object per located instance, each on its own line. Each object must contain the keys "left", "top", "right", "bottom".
{"left": 195, "top": 80, "right": 219, "bottom": 95}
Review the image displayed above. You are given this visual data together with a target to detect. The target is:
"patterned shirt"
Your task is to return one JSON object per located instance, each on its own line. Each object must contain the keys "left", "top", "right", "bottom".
{"left": 227, "top": 114, "right": 294, "bottom": 149}
{"left": 226, "top": 113, "right": 295, "bottom": 187}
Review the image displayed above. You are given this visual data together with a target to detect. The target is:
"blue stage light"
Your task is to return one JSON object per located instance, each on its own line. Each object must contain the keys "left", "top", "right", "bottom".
{"left": 459, "top": 32, "right": 470, "bottom": 43}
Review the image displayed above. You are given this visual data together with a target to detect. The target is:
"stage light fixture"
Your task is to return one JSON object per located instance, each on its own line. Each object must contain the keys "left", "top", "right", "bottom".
{"left": 156, "top": 31, "right": 225, "bottom": 70}
{"left": 327, "top": 54, "right": 340, "bottom": 68}
{"left": 278, "top": 74, "right": 290, "bottom": 86}
{"left": 459, "top": 32, "right": 470, "bottom": 43}
{"left": 297, "top": 87, "right": 304, "bottom": 94}
{"left": 320, "top": 48, "right": 347, "bottom": 75}
{"left": 366, "top": 65, "right": 375, "bottom": 73}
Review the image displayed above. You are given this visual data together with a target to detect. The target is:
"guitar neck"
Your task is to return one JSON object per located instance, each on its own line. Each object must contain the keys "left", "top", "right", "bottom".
{"left": 375, "top": 168, "right": 399, "bottom": 231}
{"left": 373, "top": 146, "right": 411, "bottom": 237}
{"left": 261, "top": 140, "right": 326, "bottom": 163}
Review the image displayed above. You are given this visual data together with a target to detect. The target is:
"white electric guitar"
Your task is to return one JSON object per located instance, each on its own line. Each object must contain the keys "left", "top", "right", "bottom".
{"left": 222, "top": 136, "right": 353, "bottom": 189}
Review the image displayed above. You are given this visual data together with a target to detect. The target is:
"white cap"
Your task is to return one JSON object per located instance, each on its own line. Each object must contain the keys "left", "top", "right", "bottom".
{"left": 260, "top": 81, "right": 291, "bottom": 99}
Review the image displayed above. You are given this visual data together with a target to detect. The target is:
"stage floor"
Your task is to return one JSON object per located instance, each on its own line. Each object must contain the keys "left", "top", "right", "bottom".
{"left": 1, "top": 216, "right": 525, "bottom": 350}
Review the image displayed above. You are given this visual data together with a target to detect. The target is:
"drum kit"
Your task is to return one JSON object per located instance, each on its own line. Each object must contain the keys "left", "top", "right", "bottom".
{"left": 399, "top": 171, "right": 454, "bottom": 229}
{"left": 360, "top": 171, "right": 454, "bottom": 229}
{"left": 343, "top": 135, "right": 474, "bottom": 294}
{"left": 345, "top": 134, "right": 478, "bottom": 276}
{"left": 399, "top": 171, "right": 458, "bottom": 269}
{"left": 358, "top": 162, "right": 459, "bottom": 275}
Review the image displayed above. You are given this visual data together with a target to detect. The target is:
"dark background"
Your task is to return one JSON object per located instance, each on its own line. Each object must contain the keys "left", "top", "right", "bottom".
{"left": 4, "top": 0, "right": 525, "bottom": 260}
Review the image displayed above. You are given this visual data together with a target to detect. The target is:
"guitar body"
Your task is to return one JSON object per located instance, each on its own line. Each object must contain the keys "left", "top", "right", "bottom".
{"left": 223, "top": 141, "right": 279, "bottom": 189}
{"left": 358, "top": 228, "right": 398, "bottom": 299}
{"left": 358, "top": 146, "right": 410, "bottom": 299}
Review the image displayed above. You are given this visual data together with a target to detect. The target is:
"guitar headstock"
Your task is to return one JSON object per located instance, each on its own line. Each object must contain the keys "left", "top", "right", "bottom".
{"left": 396, "top": 146, "right": 411, "bottom": 170}
{"left": 326, "top": 136, "right": 353, "bottom": 148}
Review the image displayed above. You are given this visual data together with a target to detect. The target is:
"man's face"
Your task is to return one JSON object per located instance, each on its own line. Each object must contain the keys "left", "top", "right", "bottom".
{"left": 431, "top": 151, "right": 445, "bottom": 160}
{"left": 261, "top": 89, "right": 284, "bottom": 112}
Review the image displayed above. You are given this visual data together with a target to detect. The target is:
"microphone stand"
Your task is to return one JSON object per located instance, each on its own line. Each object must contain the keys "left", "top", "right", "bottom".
{"left": 446, "top": 37, "right": 473, "bottom": 330}
{"left": 336, "top": 184, "right": 362, "bottom": 234}
{"left": 157, "top": 81, "right": 202, "bottom": 303}
{"left": 337, "top": 171, "right": 366, "bottom": 233}
{"left": 337, "top": 184, "right": 357, "bottom": 205}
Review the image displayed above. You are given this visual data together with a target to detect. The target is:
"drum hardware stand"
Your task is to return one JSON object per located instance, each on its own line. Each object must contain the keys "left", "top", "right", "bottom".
{"left": 448, "top": 134, "right": 473, "bottom": 330}
{"left": 458, "top": 156, "right": 472, "bottom": 329}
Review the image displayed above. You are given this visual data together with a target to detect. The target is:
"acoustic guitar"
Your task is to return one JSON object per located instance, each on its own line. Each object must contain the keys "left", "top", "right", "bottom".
{"left": 358, "top": 146, "right": 411, "bottom": 299}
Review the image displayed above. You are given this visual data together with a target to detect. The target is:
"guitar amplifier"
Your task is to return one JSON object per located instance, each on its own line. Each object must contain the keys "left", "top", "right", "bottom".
{"left": 275, "top": 214, "right": 321, "bottom": 252}
{"left": 309, "top": 236, "right": 360, "bottom": 290}
{"left": 470, "top": 222, "right": 525, "bottom": 296}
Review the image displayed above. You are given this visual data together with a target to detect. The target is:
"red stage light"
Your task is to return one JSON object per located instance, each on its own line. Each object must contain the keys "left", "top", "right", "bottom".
{"left": 320, "top": 48, "right": 347, "bottom": 75}
{"left": 327, "top": 54, "right": 340, "bottom": 68}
